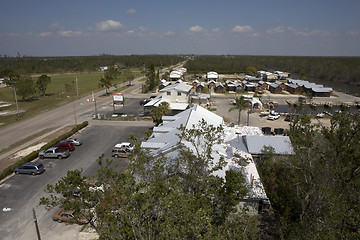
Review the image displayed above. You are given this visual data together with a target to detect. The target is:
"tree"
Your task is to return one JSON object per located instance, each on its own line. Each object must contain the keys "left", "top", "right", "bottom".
{"left": 145, "top": 63, "right": 156, "bottom": 92}
{"left": 36, "top": 74, "right": 51, "bottom": 96}
{"left": 122, "top": 69, "right": 135, "bottom": 86}
{"left": 40, "top": 121, "right": 258, "bottom": 239}
{"left": 98, "top": 75, "right": 113, "bottom": 95}
{"left": 14, "top": 76, "right": 35, "bottom": 101}
{"left": 258, "top": 112, "right": 360, "bottom": 239}
{"left": 228, "top": 96, "right": 250, "bottom": 125}
{"left": 150, "top": 101, "right": 171, "bottom": 126}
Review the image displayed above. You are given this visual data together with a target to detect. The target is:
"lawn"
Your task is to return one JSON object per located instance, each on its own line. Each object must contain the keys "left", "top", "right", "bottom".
{"left": 0, "top": 70, "right": 141, "bottom": 127}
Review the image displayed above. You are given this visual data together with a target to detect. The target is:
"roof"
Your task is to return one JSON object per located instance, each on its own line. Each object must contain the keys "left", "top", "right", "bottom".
{"left": 207, "top": 72, "right": 218, "bottom": 79}
{"left": 244, "top": 135, "right": 294, "bottom": 155}
{"left": 160, "top": 82, "right": 192, "bottom": 93}
{"left": 312, "top": 87, "right": 333, "bottom": 93}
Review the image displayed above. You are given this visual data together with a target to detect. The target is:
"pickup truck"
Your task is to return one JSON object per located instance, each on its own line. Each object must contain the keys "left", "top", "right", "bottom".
{"left": 39, "top": 147, "right": 70, "bottom": 159}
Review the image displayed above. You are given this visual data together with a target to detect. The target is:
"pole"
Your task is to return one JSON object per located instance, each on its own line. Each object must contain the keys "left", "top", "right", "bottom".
{"left": 73, "top": 101, "right": 77, "bottom": 125}
{"left": 13, "top": 88, "right": 20, "bottom": 118}
{"left": 76, "top": 76, "right": 79, "bottom": 98}
{"left": 32, "top": 208, "right": 41, "bottom": 240}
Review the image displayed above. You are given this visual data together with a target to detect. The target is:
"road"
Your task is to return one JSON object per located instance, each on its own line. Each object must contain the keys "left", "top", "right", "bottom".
{"left": 0, "top": 122, "right": 152, "bottom": 240}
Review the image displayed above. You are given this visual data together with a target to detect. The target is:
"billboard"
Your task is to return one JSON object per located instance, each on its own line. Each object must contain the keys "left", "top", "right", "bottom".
{"left": 113, "top": 93, "right": 124, "bottom": 106}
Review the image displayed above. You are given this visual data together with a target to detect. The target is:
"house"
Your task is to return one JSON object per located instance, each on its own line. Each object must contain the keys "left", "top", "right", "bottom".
{"left": 191, "top": 93, "right": 210, "bottom": 105}
{"left": 268, "top": 83, "right": 282, "bottom": 94}
{"left": 214, "top": 82, "right": 225, "bottom": 93}
{"left": 192, "top": 80, "right": 200, "bottom": 88}
{"left": 144, "top": 82, "right": 193, "bottom": 115}
{"left": 207, "top": 72, "right": 218, "bottom": 82}
{"left": 159, "top": 80, "right": 171, "bottom": 90}
{"left": 285, "top": 83, "right": 302, "bottom": 94}
{"left": 257, "top": 81, "right": 268, "bottom": 91}
{"left": 244, "top": 83, "right": 257, "bottom": 92}
{"left": 170, "top": 70, "right": 183, "bottom": 82}
{"left": 311, "top": 87, "right": 333, "bottom": 97}
{"left": 275, "top": 81, "right": 286, "bottom": 90}
{"left": 263, "top": 72, "right": 277, "bottom": 82}
{"left": 245, "top": 76, "right": 262, "bottom": 83}
{"left": 196, "top": 82, "right": 205, "bottom": 93}
{"left": 274, "top": 71, "right": 290, "bottom": 80}
{"left": 208, "top": 80, "right": 217, "bottom": 89}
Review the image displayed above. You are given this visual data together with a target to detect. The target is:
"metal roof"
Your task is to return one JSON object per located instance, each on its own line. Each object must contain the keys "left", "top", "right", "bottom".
{"left": 159, "top": 82, "right": 192, "bottom": 93}
{"left": 244, "top": 135, "right": 294, "bottom": 155}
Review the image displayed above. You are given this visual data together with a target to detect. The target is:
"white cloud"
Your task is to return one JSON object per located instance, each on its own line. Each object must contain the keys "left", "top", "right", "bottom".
{"left": 58, "top": 30, "right": 82, "bottom": 37}
{"left": 39, "top": 32, "right": 52, "bottom": 37}
{"left": 95, "top": 20, "right": 123, "bottom": 31}
{"left": 232, "top": 25, "right": 252, "bottom": 33}
{"left": 267, "top": 26, "right": 285, "bottom": 34}
{"left": 249, "top": 32, "right": 262, "bottom": 37}
{"left": 163, "top": 31, "right": 175, "bottom": 37}
{"left": 346, "top": 31, "right": 359, "bottom": 36}
{"left": 127, "top": 8, "right": 136, "bottom": 14}
{"left": 189, "top": 25, "right": 206, "bottom": 33}
{"left": 288, "top": 27, "right": 331, "bottom": 37}
{"left": 49, "top": 23, "right": 62, "bottom": 30}
{"left": 211, "top": 28, "right": 220, "bottom": 33}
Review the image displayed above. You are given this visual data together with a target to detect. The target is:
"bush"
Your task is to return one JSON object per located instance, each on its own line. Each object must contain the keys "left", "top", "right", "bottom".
{"left": 0, "top": 121, "right": 88, "bottom": 180}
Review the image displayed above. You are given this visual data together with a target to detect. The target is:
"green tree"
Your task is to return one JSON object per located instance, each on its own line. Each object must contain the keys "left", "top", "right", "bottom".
{"left": 228, "top": 96, "right": 250, "bottom": 125}
{"left": 40, "top": 121, "right": 258, "bottom": 239}
{"left": 258, "top": 112, "right": 360, "bottom": 239}
{"left": 145, "top": 63, "right": 156, "bottom": 92}
{"left": 14, "top": 76, "right": 35, "bottom": 101}
{"left": 36, "top": 74, "right": 51, "bottom": 96}
{"left": 98, "top": 75, "right": 113, "bottom": 95}
{"left": 150, "top": 101, "right": 171, "bottom": 126}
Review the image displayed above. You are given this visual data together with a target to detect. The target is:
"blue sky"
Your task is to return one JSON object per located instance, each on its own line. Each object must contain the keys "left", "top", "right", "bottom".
{"left": 0, "top": 0, "right": 359, "bottom": 56}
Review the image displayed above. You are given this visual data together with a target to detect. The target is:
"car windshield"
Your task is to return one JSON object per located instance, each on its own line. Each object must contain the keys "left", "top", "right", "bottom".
{"left": 38, "top": 164, "right": 44, "bottom": 168}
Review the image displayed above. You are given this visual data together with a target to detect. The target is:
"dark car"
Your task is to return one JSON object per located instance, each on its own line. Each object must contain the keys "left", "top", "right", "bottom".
{"left": 14, "top": 162, "right": 45, "bottom": 175}
{"left": 140, "top": 99, "right": 151, "bottom": 105}
{"left": 284, "top": 115, "right": 292, "bottom": 122}
{"left": 55, "top": 142, "right": 75, "bottom": 151}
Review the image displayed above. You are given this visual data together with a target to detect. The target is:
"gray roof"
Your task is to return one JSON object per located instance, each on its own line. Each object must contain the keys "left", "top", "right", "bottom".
{"left": 244, "top": 135, "right": 294, "bottom": 155}
{"left": 312, "top": 87, "right": 333, "bottom": 93}
{"left": 160, "top": 82, "right": 192, "bottom": 93}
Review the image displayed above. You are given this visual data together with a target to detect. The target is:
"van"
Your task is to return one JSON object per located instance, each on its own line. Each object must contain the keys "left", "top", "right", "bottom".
{"left": 14, "top": 162, "right": 45, "bottom": 175}
{"left": 111, "top": 148, "right": 131, "bottom": 158}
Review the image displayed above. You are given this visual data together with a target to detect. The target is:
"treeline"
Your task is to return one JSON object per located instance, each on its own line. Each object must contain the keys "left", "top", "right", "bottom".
{"left": 0, "top": 55, "right": 186, "bottom": 74}
{"left": 184, "top": 55, "right": 360, "bottom": 86}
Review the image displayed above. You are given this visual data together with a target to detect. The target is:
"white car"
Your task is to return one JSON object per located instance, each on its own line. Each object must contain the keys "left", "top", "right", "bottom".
{"left": 267, "top": 113, "right": 280, "bottom": 120}
{"left": 114, "top": 142, "right": 134, "bottom": 152}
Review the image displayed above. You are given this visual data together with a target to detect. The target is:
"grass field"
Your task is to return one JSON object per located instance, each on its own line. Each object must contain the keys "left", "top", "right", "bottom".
{"left": 0, "top": 70, "right": 142, "bottom": 127}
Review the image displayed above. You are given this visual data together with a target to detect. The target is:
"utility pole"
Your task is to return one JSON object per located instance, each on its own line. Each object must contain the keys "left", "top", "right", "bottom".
{"left": 13, "top": 87, "right": 20, "bottom": 118}
{"left": 32, "top": 208, "right": 41, "bottom": 240}
{"left": 76, "top": 76, "right": 79, "bottom": 98}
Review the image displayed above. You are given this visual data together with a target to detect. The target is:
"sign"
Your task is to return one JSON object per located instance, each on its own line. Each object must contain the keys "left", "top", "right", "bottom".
{"left": 113, "top": 93, "right": 124, "bottom": 106}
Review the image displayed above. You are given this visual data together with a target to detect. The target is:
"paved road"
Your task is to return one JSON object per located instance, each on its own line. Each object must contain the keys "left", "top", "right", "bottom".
{"left": 0, "top": 123, "right": 152, "bottom": 240}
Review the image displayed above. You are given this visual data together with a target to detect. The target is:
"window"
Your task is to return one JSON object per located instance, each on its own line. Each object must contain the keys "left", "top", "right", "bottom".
{"left": 167, "top": 92, "right": 171, "bottom": 96}
{"left": 177, "top": 92, "right": 181, "bottom": 96}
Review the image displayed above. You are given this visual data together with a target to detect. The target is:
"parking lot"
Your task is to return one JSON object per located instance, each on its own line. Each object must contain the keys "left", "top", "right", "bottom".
{"left": 0, "top": 122, "right": 152, "bottom": 240}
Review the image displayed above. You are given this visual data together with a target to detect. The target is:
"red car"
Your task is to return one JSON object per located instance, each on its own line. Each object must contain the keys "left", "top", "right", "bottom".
{"left": 55, "top": 142, "right": 75, "bottom": 151}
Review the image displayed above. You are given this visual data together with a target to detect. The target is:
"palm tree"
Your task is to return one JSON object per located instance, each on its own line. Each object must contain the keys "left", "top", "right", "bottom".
{"left": 229, "top": 96, "right": 250, "bottom": 125}
{"left": 151, "top": 102, "right": 171, "bottom": 126}
{"left": 98, "top": 75, "right": 113, "bottom": 95}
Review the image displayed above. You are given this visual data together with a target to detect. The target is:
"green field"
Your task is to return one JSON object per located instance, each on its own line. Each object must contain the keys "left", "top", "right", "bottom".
{"left": 0, "top": 70, "right": 141, "bottom": 127}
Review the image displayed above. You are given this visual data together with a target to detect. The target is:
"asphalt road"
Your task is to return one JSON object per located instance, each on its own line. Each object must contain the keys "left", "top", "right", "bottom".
{"left": 0, "top": 123, "right": 152, "bottom": 240}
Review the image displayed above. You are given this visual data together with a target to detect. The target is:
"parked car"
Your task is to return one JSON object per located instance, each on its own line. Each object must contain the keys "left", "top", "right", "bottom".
{"left": 38, "top": 147, "right": 70, "bottom": 159}
{"left": 284, "top": 114, "right": 292, "bottom": 122}
{"left": 14, "top": 162, "right": 45, "bottom": 175}
{"left": 111, "top": 147, "right": 131, "bottom": 158}
{"left": 60, "top": 138, "right": 82, "bottom": 146}
{"left": 55, "top": 142, "right": 75, "bottom": 151}
{"left": 140, "top": 99, "right": 151, "bottom": 105}
{"left": 52, "top": 208, "right": 89, "bottom": 224}
{"left": 114, "top": 142, "right": 134, "bottom": 152}
{"left": 267, "top": 112, "right": 280, "bottom": 120}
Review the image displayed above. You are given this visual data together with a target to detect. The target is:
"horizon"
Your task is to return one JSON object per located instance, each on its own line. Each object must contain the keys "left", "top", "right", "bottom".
{"left": 1, "top": 0, "right": 360, "bottom": 57}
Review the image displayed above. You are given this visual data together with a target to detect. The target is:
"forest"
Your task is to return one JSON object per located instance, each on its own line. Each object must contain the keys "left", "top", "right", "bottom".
{"left": 184, "top": 55, "right": 360, "bottom": 86}
{"left": 0, "top": 55, "right": 186, "bottom": 74}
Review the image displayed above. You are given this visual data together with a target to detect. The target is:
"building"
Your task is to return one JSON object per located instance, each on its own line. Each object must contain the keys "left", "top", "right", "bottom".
{"left": 208, "top": 80, "right": 217, "bottom": 89}
{"left": 285, "top": 83, "right": 302, "bottom": 94}
{"left": 206, "top": 72, "right": 218, "bottom": 82}
{"left": 268, "top": 83, "right": 282, "bottom": 94}
{"left": 141, "top": 106, "right": 294, "bottom": 213}
{"left": 214, "top": 82, "right": 225, "bottom": 93}
{"left": 311, "top": 87, "right": 333, "bottom": 97}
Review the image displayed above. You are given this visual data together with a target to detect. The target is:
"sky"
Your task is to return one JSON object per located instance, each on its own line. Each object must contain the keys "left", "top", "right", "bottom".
{"left": 0, "top": 0, "right": 360, "bottom": 57}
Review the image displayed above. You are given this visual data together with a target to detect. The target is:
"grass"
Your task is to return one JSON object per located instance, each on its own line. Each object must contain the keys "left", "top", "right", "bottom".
{"left": 0, "top": 70, "right": 142, "bottom": 128}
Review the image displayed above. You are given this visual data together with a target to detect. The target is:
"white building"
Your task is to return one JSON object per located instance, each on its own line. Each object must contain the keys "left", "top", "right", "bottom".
{"left": 141, "top": 106, "right": 294, "bottom": 213}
